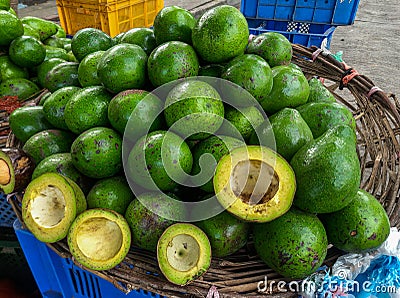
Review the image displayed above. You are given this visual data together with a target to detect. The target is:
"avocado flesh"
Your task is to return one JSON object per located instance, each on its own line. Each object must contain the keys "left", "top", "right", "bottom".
{"left": 0, "top": 148, "right": 35, "bottom": 194}
{"left": 230, "top": 159, "right": 279, "bottom": 206}
{"left": 76, "top": 217, "right": 123, "bottom": 261}
{"left": 157, "top": 223, "right": 211, "bottom": 285}
{"left": 30, "top": 185, "right": 66, "bottom": 228}
{"left": 0, "top": 158, "right": 12, "bottom": 192}
{"left": 214, "top": 146, "right": 295, "bottom": 222}
{"left": 166, "top": 234, "right": 200, "bottom": 272}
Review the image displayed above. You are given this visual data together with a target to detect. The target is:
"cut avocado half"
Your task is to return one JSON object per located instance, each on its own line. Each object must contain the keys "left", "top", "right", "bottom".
{"left": 22, "top": 172, "right": 80, "bottom": 243}
{"left": 213, "top": 145, "right": 296, "bottom": 222}
{"left": 0, "top": 148, "right": 35, "bottom": 194}
{"left": 157, "top": 223, "right": 211, "bottom": 285}
{"left": 67, "top": 208, "right": 131, "bottom": 271}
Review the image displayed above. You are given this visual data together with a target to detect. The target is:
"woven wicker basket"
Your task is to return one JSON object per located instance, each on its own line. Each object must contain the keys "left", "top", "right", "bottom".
{"left": 7, "top": 44, "right": 400, "bottom": 298}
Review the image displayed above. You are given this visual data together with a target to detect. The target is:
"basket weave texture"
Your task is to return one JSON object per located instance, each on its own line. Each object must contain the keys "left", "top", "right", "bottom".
{"left": 7, "top": 44, "right": 400, "bottom": 298}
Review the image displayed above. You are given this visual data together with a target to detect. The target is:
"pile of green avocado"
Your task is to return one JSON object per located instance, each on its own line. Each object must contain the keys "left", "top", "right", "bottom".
{"left": 0, "top": 2, "right": 391, "bottom": 289}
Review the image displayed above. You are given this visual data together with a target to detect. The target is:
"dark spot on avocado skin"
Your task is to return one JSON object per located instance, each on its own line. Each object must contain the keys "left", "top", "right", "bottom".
{"left": 368, "top": 233, "right": 377, "bottom": 240}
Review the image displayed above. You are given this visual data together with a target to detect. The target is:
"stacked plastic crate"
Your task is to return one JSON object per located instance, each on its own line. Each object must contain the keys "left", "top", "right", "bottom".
{"left": 241, "top": 0, "right": 361, "bottom": 49}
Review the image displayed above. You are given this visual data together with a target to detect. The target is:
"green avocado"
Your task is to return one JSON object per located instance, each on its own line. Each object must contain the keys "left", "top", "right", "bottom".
{"left": 290, "top": 125, "right": 361, "bottom": 213}
{"left": 70, "top": 127, "right": 122, "bottom": 179}
{"left": 21, "top": 16, "right": 58, "bottom": 41}
{"left": 43, "top": 36, "right": 64, "bottom": 48}
{"left": 191, "top": 135, "right": 245, "bottom": 192}
{"left": 22, "top": 129, "right": 75, "bottom": 164}
{"left": 9, "top": 106, "right": 53, "bottom": 143}
{"left": 32, "top": 152, "right": 95, "bottom": 195}
{"left": 97, "top": 43, "right": 147, "bottom": 93}
{"left": 253, "top": 108, "right": 313, "bottom": 161}
{"left": 42, "top": 86, "right": 81, "bottom": 130}
{"left": 147, "top": 41, "right": 199, "bottom": 87}
{"left": 246, "top": 32, "right": 292, "bottom": 67}
{"left": 87, "top": 176, "right": 134, "bottom": 215}
{"left": 77, "top": 50, "right": 105, "bottom": 87}
{"left": 153, "top": 6, "right": 196, "bottom": 45}
{"left": 0, "top": 78, "right": 40, "bottom": 101}
{"left": 253, "top": 208, "right": 328, "bottom": 279}
{"left": 44, "top": 61, "right": 80, "bottom": 92}
{"left": 126, "top": 130, "right": 193, "bottom": 191}
{"left": 198, "top": 64, "right": 224, "bottom": 77}
{"left": 0, "top": 55, "right": 29, "bottom": 82}
{"left": 164, "top": 79, "right": 224, "bottom": 140}
{"left": 221, "top": 54, "right": 273, "bottom": 103}
{"left": 320, "top": 189, "right": 390, "bottom": 253}
{"left": 195, "top": 211, "right": 250, "bottom": 258}
{"left": 0, "top": 10, "right": 23, "bottom": 46}
{"left": 44, "top": 45, "right": 69, "bottom": 61}
{"left": 0, "top": 0, "right": 10, "bottom": 10}
{"left": 297, "top": 102, "right": 356, "bottom": 138}
{"left": 120, "top": 27, "right": 156, "bottom": 56}
{"left": 307, "top": 77, "right": 336, "bottom": 103}
{"left": 218, "top": 105, "right": 265, "bottom": 141}
{"left": 22, "top": 23, "right": 41, "bottom": 40}
{"left": 64, "top": 86, "right": 112, "bottom": 134}
{"left": 38, "top": 91, "right": 52, "bottom": 106}
{"left": 71, "top": 28, "right": 113, "bottom": 61}
{"left": 108, "top": 89, "right": 164, "bottom": 138}
{"left": 9, "top": 35, "right": 46, "bottom": 68}
{"left": 124, "top": 192, "right": 185, "bottom": 252}
{"left": 54, "top": 24, "right": 66, "bottom": 38}
{"left": 192, "top": 5, "right": 249, "bottom": 63}
{"left": 37, "top": 57, "right": 66, "bottom": 88}
{"left": 261, "top": 65, "right": 310, "bottom": 114}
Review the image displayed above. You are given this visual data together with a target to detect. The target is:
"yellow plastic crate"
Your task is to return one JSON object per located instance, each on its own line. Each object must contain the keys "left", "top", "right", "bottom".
{"left": 56, "top": 0, "right": 164, "bottom": 37}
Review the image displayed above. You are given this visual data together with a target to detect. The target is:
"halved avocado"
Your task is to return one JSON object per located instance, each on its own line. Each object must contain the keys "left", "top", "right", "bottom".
{"left": 0, "top": 148, "right": 35, "bottom": 194}
{"left": 67, "top": 208, "right": 131, "bottom": 271}
{"left": 157, "top": 223, "right": 211, "bottom": 285}
{"left": 22, "top": 173, "right": 80, "bottom": 243}
{"left": 213, "top": 145, "right": 296, "bottom": 222}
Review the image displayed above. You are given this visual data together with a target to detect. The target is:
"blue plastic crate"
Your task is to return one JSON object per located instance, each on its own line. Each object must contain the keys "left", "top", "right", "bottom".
{"left": 0, "top": 192, "right": 17, "bottom": 228}
{"left": 247, "top": 19, "right": 335, "bottom": 49}
{"left": 241, "top": 0, "right": 361, "bottom": 25}
{"left": 13, "top": 219, "right": 164, "bottom": 298}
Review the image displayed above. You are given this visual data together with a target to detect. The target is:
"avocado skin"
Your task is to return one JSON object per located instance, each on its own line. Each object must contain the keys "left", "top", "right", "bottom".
{"left": 290, "top": 124, "right": 361, "bottom": 213}
{"left": 9, "top": 106, "right": 53, "bottom": 143}
{"left": 297, "top": 102, "right": 356, "bottom": 138}
{"left": 124, "top": 192, "right": 184, "bottom": 252}
{"left": 253, "top": 208, "right": 328, "bottom": 279}
{"left": 44, "top": 62, "right": 80, "bottom": 93}
{"left": 70, "top": 127, "right": 122, "bottom": 179}
{"left": 32, "top": 153, "right": 95, "bottom": 195}
{"left": 191, "top": 135, "right": 245, "bottom": 192}
{"left": 0, "top": 10, "right": 23, "bottom": 46}
{"left": 192, "top": 5, "right": 248, "bottom": 63}
{"left": 147, "top": 41, "right": 199, "bottom": 88}
{"left": 22, "top": 129, "right": 75, "bottom": 164}
{"left": 195, "top": 211, "right": 250, "bottom": 258}
{"left": 21, "top": 16, "right": 58, "bottom": 41}
{"left": 246, "top": 32, "right": 292, "bottom": 68}
{"left": 268, "top": 108, "right": 313, "bottom": 161}
{"left": 320, "top": 189, "right": 390, "bottom": 253}
{"left": 71, "top": 28, "right": 113, "bottom": 62}
{"left": 261, "top": 65, "right": 310, "bottom": 115}
{"left": 0, "top": 55, "right": 29, "bottom": 82}
{"left": 0, "top": 78, "right": 40, "bottom": 101}
{"left": 307, "top": 77, "right": 336, "bottom": 103}
{"left": 64, "top": 86, "right": 112, "bottom": 134}
{"left": 221, "top": 54, "right": 273, "bottom": 103}
{"left": 87, "top": 176, "right": 134, "bottom": 215}
{"left": 153, "top": 6, "right": 195, "bottom": 45}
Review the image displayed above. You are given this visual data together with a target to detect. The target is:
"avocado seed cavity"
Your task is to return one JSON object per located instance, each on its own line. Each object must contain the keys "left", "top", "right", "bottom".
{"left": 230, "top": 159, "right": 279, "bottom": 205}
{"left": 30, "top": 185, "right": 66, "bottom": 228}
{"left": 0, "top": 159, "right": 11, "bottom": 185}
{"left": 166, "top": 234, "right": 200, "bottom": 272}
{"left": 76, "top": 218, "right": 123, "bottom": 261}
